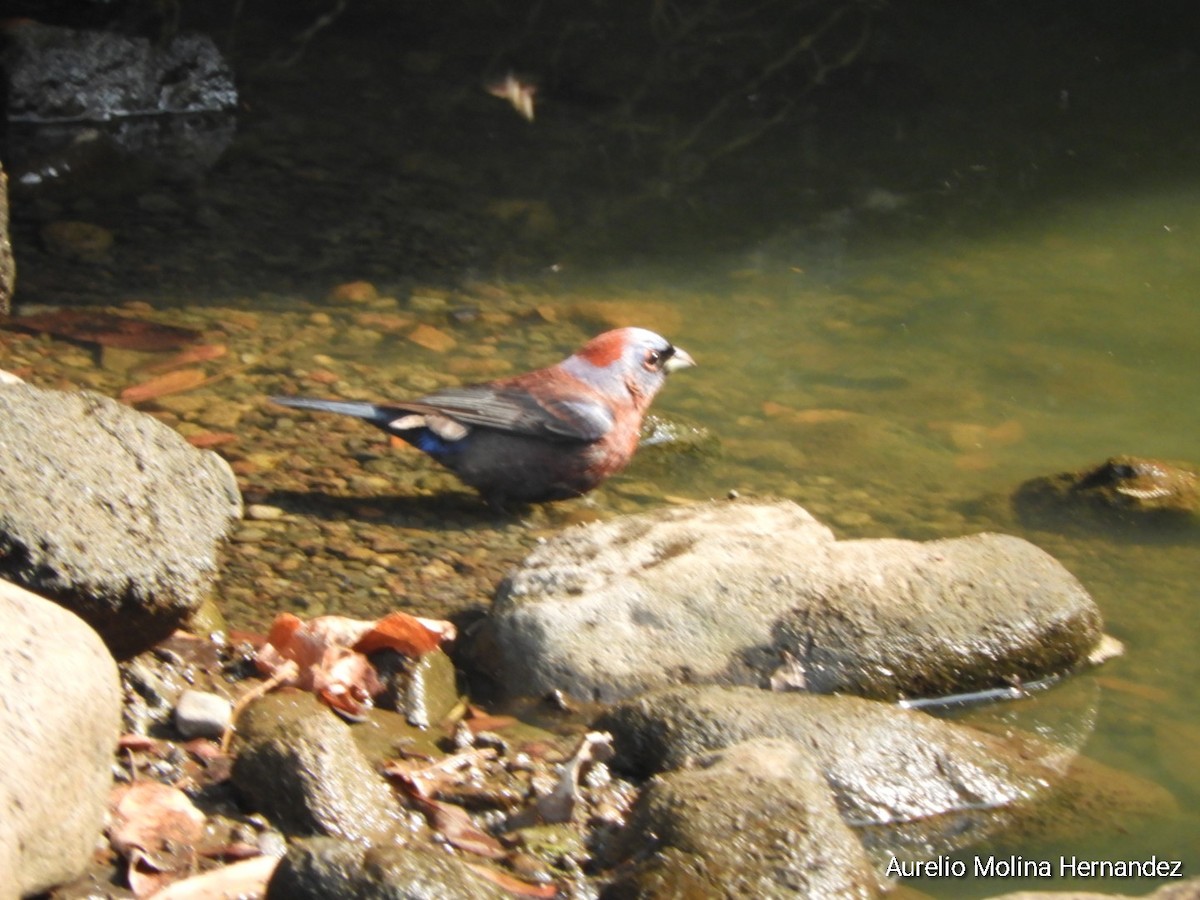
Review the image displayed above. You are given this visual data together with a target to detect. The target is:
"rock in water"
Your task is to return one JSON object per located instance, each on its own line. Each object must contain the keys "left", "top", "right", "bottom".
{"left": 471, "top": 499, "right": 1108, "bottom": 703}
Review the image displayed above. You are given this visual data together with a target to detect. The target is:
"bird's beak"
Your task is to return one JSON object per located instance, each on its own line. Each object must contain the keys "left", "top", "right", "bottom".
{"left": 664, "top": 346, "right": 696, "bottom": 373}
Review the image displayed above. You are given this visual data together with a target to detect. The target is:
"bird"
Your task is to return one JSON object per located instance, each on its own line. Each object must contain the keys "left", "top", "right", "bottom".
{"left": 272, "top": 327, "right": 695, "bottom": 506}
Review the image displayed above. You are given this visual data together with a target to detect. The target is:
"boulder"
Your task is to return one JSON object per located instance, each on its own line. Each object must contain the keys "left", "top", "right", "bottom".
{"left": 598, "top": 685, "right": 1067, "bottom": 818}
{"left": 2, "top": 22, "right": 236, "bottom": 121}
{"left": 603, "top": 738, "right": 880, "bottom": 899}
{"left": 0, "top": 383, "right": 243, "bottom": 658}
{"left": 231, "top": 692, "right": 406, "bottom": 844}
{"left": 0, "top": 579, "right": 121, "bottom": 899}
{"left": 476, "top": 499, "right": 1105, "bottom": 703}
{"left": 1014, "top": 456, "right": 1200, "bottom": 531}
{"left": 597, "top": 685, "right": 1175, "bottom": 866}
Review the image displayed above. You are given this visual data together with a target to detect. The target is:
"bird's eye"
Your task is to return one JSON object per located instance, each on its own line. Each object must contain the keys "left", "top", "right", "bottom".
{"left": 645, "top": 345, "right": 674, "bottom": 370}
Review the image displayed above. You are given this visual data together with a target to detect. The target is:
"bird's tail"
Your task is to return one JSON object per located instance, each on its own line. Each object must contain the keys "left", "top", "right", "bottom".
{"left": 271, "top": 395, "right": 394, "bottom": 426}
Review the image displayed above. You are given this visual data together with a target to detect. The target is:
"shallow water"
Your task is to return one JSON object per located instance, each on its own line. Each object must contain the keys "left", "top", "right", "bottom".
{"left": 6, "top": 0, "right": 1200, "bottom": 894}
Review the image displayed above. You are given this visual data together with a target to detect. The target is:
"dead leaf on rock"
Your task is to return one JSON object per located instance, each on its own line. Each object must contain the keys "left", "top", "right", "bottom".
{"left": 144, "top": 854, "right": 279, "bottom": 900}
{"left": 253, "top": 611, "right": 455, "bottom": 720}
{"left": 416, "top": 795, "right": 506, "bottom": 858}
{"left": 356, "top": 610, "right": 456, "bottom": 657}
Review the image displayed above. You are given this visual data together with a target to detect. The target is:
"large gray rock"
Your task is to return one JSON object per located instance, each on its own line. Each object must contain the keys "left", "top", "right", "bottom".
{"left": 2, "top": 22, "right": 236, "bottom": 121}
{"left": 479, "top": 499, "right": 1106, "bottom": 703}
{"left": 232, "top": 692, "right": 407, "bottom": 844}
{"left": 599, "top": 685, "right": 1177, "bottom": 870}
{"left": 598, "top": 686, "right": 1069, "bottom": 822}
{"left": 604, "top": 738, "right": 880, "bottom": 899}
{"left": 0, "top": 579, "right": 121, "bottom": 900}
{"left": 0, "top": 383, "right": 242, "bottom": 658}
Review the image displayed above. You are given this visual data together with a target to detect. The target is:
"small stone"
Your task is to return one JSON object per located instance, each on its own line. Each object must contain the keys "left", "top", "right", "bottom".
{"left": 246, "top": 504, "right": 286, "bottom": 521}
{"left": 329, "top": 281, "right": 378, "bottom": 304}
{"left": 408, "top": 291, "right": 448, "bottom": 313}
{"left": 408, "top": 323, "right": 457, "bottom": 353}
{"left": 175, "top": 689, "right": 233, "bottom": 739}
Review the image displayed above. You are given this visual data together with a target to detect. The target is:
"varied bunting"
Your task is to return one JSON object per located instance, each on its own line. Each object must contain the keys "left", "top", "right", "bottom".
{"left": 272, "top": 327, "right": 695, "bottom": 506}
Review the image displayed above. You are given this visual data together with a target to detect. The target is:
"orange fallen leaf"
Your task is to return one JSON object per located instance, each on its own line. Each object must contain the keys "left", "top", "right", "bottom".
{"left": 121, "top": 368, "right": 209, "bottom": 403}
{"left": 256, "top": 614, "right": 382, "bottom": 720}
{"left": 142, "top": 344, "right": 227, "bottom": 373}
{"left": 253, "top": 612, "right": 453, "bottom": 720}
{"left": 185, "top": 431, "right": 238, "bottom": 449}
{"left": 355, "top": 611, "right": 455, "bottom": 657}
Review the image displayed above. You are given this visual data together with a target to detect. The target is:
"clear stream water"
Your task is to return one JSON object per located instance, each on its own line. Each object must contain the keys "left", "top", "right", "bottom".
{"left": 6, "top": 0, "right": 1200, "bottom": 893}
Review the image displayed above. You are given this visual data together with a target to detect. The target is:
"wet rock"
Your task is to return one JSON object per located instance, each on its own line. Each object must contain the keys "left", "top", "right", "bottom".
{"left": 0, "top": 579, "right": 121, "bottom": 899}
{"left": 2, "top": 22, "right": 237, "bottom": 121}
{"left": 372, "top": 647, "right": 461, "bottom": 730}
{"left": 267, "top": 837, "right": 508, "bottom": 900}
{"left": 603, "top": 738, "right": 880, "bottom": 899}
{"left": 2, "top": 24, "right": 238, "bottom": 187}
{"left": 475, "top": 499, "right": 1105, "bottom": 703}
{"left": 1014, "top": 456, "right": 1200, "bottom": 530}
{"left": 231, "top": 692, "right": 406, "bottom": 843}
{"left": 598, "top": 686, "right": 1068, "bottom": 819}
{"left": 595, "top": 685, "right": 1151, "bottom": 863}
{"left": 0, "top": 383, "right": 243, "bottom": 659}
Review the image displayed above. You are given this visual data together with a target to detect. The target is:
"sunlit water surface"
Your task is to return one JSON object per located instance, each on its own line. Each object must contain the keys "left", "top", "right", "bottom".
{"left": 583, "top": 184, "right": 1200, "bottom": 895}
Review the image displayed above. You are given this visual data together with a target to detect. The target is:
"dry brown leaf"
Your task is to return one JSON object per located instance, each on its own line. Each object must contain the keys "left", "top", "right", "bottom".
{"left": 121, "top": 368, "right": 209, "bottom": 404}
{"left": 463, "top": 862, "right": 559, "bottom": 898}
{"left": 416, "top": 796, "right": 505, "bottom": 859}
{"left": 253, "top": 612, "right": 455, "bottom": 720}
{"left": 109, "top": 782, "right": 206, "bottom": 897}
{"left": 145, "top": 854, "right": 279, "bottom": 900}
{"left": 255, "top": 614, "right": 382, "bottom": 720}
